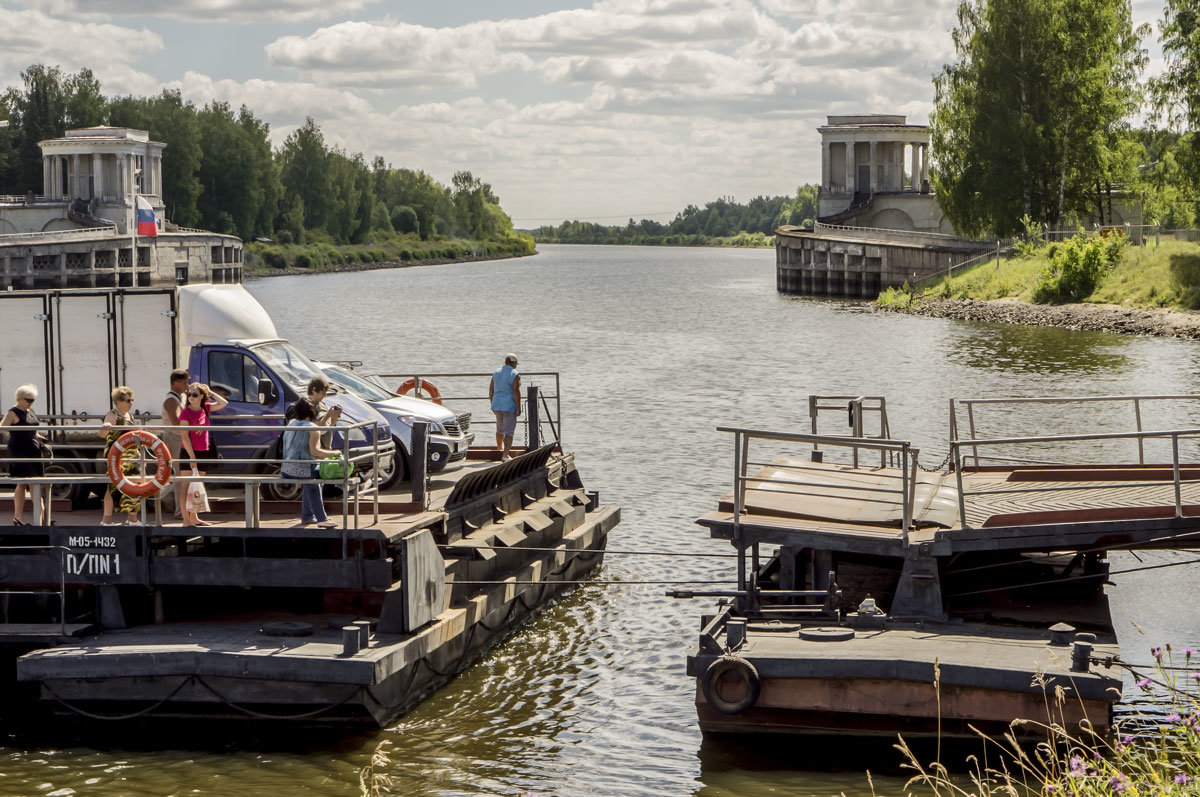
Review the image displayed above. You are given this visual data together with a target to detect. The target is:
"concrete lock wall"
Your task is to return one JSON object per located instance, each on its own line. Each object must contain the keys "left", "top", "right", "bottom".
{"left": 0, "top": 231, "right": 243, "bottom": 290}
{"left": 775, "top": 229, "right": 991, "bottom": 298}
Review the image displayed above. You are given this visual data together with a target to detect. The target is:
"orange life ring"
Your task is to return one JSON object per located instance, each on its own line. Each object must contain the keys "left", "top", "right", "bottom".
{"left": 107, "top": 430, "right": 172, "bottom": 498}
{"left": 396, "top": 377, "right": 442, "bottom": 405}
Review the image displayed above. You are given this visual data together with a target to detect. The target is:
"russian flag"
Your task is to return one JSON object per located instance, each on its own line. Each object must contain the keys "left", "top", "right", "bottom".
{"left": 136, "top": 195, "right": 158, "bottom": 238}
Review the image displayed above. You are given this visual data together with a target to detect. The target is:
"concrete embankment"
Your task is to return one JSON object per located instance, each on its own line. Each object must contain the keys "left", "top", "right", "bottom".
{"left": 880, "top": 297, "right": 1200, "bottom": 339}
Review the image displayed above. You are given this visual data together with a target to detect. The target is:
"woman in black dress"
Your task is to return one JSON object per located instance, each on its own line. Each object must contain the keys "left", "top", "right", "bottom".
{"left": 1, "top": 384, "right": 47, "bottom": 525}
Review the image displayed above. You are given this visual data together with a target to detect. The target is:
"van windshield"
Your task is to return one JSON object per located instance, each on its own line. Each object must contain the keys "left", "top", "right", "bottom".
{"left": 323, "top": 365, "right": 394, "bottom": 402}
{"left": 252, "top": 342, "right": 324, "bottom": 389}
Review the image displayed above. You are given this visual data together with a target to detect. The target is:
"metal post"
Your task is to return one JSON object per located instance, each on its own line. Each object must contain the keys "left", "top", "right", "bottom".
{"left": 953, "top": 443, "right": 968, "bottom": 529}
{"left": 1133, "top": 398, "right": 1144, "bottom": 465}
{"left": 412, "top": 420, "right": 429, "bottom": 509}
{"left": 966, "top": 402, "right": 979, "bottom": 468}
{"left": 732, "top": 431, "right": 746, "bottom": 612}
{"left": 901, "top": 444, "right": 911, "bottom": 538}
{"left": 1172, "top": 434, "right": 1182, "bottom": 518}
{"left": 340, "top": 432, "right": 349, "bottom": 531}
{"left": 32, "top": 484, "right": 43, "bottom": 526}
{"left": 526, "top": 384, "right": 540, "bottom": 450}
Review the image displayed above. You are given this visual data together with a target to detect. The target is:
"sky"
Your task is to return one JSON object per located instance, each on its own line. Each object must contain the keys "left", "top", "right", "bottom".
{"left": 0, "top": 0, "right": 1169, "bottom": 226}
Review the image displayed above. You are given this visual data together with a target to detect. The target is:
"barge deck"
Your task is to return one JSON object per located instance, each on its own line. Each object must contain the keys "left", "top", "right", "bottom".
{"left": 0, "top": 443, "right": 619, "bottom": 725}
{"left": 684, "top": 394, "right": 1200, "bottom": 740}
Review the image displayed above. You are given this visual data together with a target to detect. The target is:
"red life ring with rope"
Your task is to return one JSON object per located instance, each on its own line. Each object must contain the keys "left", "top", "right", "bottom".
{"left": 106, "top": 429, "right": 173, "bottom": 498}
{"left": 396, "top": 377, "right": 442, "bottom": 405}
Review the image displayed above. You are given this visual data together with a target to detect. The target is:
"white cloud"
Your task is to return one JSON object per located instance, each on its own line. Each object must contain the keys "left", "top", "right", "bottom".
{"left": 168, "top": 72, "right": 373, "bottom": 125}
{"left": 17, "top": 0, "right": 376, "bottom": 23}
{"left": 0, "top": 7, "right": 162, "bottom": 90}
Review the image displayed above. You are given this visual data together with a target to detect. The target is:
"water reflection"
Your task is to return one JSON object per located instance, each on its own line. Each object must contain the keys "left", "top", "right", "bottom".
{"left": 945, "top": 320, "right": 1129, "bottom": 375}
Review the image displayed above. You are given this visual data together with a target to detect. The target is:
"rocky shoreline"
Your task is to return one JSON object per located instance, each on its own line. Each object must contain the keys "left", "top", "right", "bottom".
{"left": 880, "top": 297, "right": 1200, "bottom": 339}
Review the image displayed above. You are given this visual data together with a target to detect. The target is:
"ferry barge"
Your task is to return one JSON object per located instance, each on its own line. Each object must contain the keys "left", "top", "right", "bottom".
{"left": 683, "top": 395, "right": 1198, "bottom": 739}
{"left": 0, "top": 285, "right": 618, "bottom": 725}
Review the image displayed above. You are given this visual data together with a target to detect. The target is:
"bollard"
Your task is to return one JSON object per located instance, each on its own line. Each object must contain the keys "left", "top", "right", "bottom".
{"left": 353, "top": 619, "right": 371, "bottom": 649}
{"left": 342, "top": 626, "right": 361, "bottom": 656}
{"left": 727, "top": 619, "right": 747, "bottom": 649}
{"left": 1071, "top": 632, "right": 1097, "bottom": 672}
{"left": 526, "top": 384, "right": 540, "bottom": 450}
{"left": 411, "top": 420, "right": 429, "bottom": 507}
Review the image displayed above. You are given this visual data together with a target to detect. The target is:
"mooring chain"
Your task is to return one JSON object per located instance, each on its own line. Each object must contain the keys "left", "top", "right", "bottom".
{"left": 915, "top": 449, "right": 953, "bottom": 473}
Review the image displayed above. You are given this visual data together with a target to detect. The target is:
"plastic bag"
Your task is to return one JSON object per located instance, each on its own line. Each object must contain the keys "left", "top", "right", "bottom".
{"left": 185, "top": 481, "right": 210, "bottom": 514}
{"left": 318, "top": 456, "right": 354, "bottom": 480}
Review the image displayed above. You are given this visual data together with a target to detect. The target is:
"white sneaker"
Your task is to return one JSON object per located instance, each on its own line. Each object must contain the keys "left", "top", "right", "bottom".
{"left": 316, "top": 519, "right": 337, "bottom": 529}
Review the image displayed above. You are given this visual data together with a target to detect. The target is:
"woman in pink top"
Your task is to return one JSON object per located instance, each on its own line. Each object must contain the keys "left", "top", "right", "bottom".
{"left": 179, "top": 383, "right": 228, "bottom": 526}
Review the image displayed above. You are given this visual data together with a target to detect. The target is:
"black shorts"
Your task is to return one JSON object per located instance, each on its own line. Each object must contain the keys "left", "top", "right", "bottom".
{"left": 190, "top": 448, "right": 215, "bottom": 463}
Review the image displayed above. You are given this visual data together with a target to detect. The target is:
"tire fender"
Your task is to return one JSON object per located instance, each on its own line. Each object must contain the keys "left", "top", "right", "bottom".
{"left": 701, "top": 655, "right": 761, "bottom": 715}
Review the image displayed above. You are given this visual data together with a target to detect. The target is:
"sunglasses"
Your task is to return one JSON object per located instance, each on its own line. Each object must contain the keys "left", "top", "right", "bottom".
{"left": 187, "top": 392, "right": 202, "bottom": 397}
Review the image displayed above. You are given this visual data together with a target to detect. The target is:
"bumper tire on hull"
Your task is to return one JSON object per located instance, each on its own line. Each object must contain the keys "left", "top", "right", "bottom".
{"left": 702, "top": 655, "right": 761, "bottom": 715}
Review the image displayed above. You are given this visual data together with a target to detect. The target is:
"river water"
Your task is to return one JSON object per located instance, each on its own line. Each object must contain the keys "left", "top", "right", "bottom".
{"left": 5, "top": 244, "right": 1200, "bottom": 796}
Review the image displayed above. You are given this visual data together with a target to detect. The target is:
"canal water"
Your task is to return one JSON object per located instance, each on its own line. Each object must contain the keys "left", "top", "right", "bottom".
{"left": 5, "top": 244, "right": 1200, "bottom": 796}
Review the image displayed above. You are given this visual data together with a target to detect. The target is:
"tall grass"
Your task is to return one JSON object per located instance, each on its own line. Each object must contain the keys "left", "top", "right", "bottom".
{"left": 883, "top": 646, "right": 1200, "bottom": 796}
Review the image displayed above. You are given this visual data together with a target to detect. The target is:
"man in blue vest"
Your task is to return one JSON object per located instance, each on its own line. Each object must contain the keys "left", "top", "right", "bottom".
{"left": 488, "top": 353, "right": 521, "bottom": 461}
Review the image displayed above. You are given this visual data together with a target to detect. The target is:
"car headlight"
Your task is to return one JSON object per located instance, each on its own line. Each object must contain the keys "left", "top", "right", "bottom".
{"left": 347, "top": 427, "right": 367, "bottom": 443}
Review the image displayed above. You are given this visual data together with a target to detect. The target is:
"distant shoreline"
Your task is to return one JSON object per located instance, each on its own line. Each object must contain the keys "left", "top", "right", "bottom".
{"left": 244, "top": 250, "right": 534, "bottom": 279}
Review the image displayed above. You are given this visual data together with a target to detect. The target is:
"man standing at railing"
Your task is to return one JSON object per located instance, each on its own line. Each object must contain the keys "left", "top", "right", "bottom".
{"left": 162, "top": 369, "right": 189, "bottom": 517}
{"left": 488, "top": 354, "right": 521, "bottom": 461}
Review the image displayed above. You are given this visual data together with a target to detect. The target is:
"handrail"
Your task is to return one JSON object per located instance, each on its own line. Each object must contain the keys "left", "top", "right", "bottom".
{"left": 912, "top": 243, "right": 1013, "bottom": 291}
{"left": 721, "top": 426, "right": 917, "bottom": 612}
{"left": 0, "top": 545, "right": 67, "bottom": 634}
{"left": 952, "top": 394, "right": 1200, "bottom": 467}
{"left": 1, "top": 419, "right": 392, "bottom": 530}
{"left": 814, "top": 220, "right": 995, "bottom": 245}
{"left": 0, "top": 224, "right": 119, "bottom": 241}
{"left": 948, "top": 425, "right": 1200, "bottom": 528}
{"left": 375, "top": 370, "right": 563, "bottom": 448}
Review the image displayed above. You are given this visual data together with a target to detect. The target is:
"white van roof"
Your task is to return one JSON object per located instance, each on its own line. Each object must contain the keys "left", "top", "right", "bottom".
{"left": 178, "top": 284, "right": 279, "bottom": 350}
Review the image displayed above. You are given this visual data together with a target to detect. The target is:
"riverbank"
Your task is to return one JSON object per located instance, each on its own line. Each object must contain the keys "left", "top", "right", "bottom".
{"left": 879, "top": 296, "right": 1200, "bottom": 338}
{"left": 243, "top": 250, "right": 533, "bottom": 279}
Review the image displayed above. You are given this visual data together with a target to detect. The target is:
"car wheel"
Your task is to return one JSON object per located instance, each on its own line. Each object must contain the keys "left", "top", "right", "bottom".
{"left": 379, "top": 437, "right": 410, "bottom": 490}
{"left": 43, "top": 457, "right": 91, "bottom": 509}
{"left": 260, "top": 461, "right": 303, "bottom": 502}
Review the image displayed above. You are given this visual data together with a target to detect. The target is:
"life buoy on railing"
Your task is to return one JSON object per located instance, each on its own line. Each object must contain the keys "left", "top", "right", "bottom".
{"left": 106, "top": 430, "right": 172, "bottom": 498}
{"left": 701, "top": 655, "right": 761, "bottom": 715}
{"left": 396, "top": 377, "right": 442, "bottom": 405}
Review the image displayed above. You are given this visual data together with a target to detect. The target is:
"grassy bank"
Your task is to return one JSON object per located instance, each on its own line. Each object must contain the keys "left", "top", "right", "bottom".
{"left": 879, "top": 237, "right": 1200, "bottom": 311}
{"left": 243, "top": 231, "right": 536, "bottom": 277}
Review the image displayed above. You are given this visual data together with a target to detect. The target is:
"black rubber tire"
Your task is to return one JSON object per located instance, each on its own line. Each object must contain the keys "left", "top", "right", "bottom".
{"left": 701, "top": 655, "right": 761, "bottom": 715}
{"left": 42, "top": 456, "right": 90, "bottom": 509}
{"left": 379, "top": 436, "right": 409, "bottom": 490}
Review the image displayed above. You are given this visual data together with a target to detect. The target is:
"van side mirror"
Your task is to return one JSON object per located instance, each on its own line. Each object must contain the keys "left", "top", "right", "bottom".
{"left": 258, "top": 378, "right": 278, "bottom": 406}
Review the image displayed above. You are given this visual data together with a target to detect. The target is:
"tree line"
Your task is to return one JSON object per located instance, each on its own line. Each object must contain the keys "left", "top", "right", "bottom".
{"left": 933, "top": 0, "right": 1200, "bottom": 238}
{"left": 0, "top": 64, "right": 528, "bottom": 249}
{"left": 530, "top": 186, "right": 817, "bottom": 245}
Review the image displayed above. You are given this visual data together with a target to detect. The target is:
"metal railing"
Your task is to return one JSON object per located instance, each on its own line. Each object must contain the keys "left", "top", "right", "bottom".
{"left": 720, "top": 426, "right": 920, "bottom": 606}
{"left": 948, "top": 427, "right": 1200, "bottom": 529}
{"left": 0, "top": 420, "right": 393, "bottom": 530}
{"left": 807, "top": 395, "right": 892, "bottom": 467}
{"left": 0, "top": 224, "right": 119, "bottom": 241}
{"left": 0, "top": 545, "right": 67, "bottom": 635}
{"left": 814, "top": 220, "right": 995, "bottom": 246}
{"left": 0, "top": 195, "right": 67, "bottom": 205}
{"left": 951, "top": 394, "right": 1200, "bottom": 469}
{"left": 375, "top": 371, "right": 563, "bottom": 449}
{"left": 911, "top": 242, "right": 1014, "bottom": 291}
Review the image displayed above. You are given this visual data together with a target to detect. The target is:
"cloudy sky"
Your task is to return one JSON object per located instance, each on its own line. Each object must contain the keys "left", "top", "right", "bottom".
{"left": 0, "top": 0, "right": 1168, "bottom": 226}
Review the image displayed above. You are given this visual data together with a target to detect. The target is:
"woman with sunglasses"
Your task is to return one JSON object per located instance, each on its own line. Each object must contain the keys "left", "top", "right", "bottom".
{"left": 100, "top": 386, "right": 141, "bottom": 526}
{"left": 2, "top": 384, "right": 48, "bottom": 525}
{"left": 178, "top": 383, "right": 227, "bottom": 526}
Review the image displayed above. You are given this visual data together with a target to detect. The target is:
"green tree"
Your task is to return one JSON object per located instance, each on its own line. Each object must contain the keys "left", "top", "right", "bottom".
{"left": 63, "top": 68, "right": 106, "bottom": 129}
{"left": 110, "top": 90, "right": 203, "bottom": 226}
{"left": 6, "top": 65, "right": 67, "bottom": 193}
{"left": 931, "top": 0, "right": 1147, "bottom": 237}
{"left": 278, "top": 117, "right": 330, "bottom": 230}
